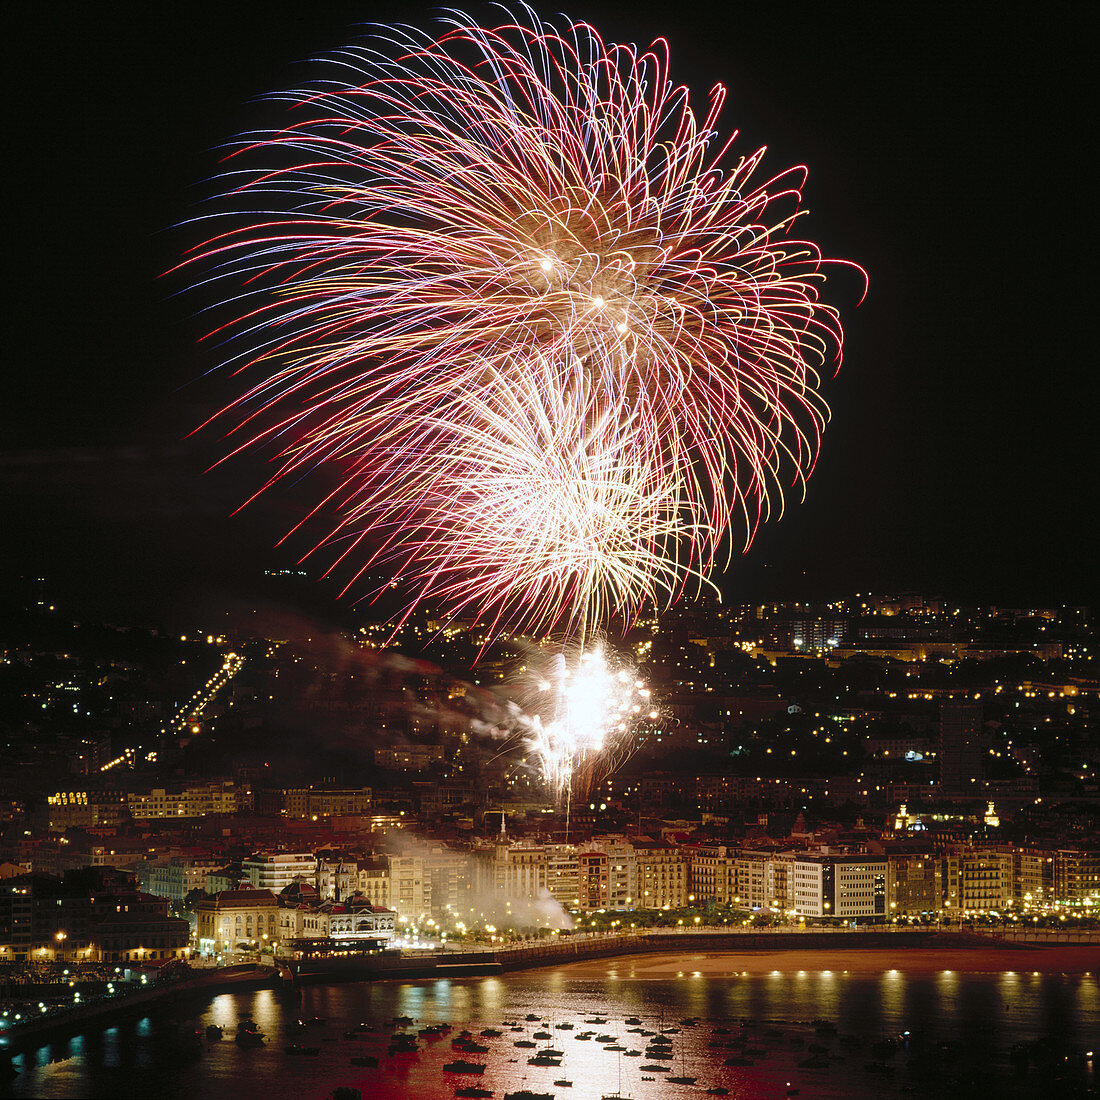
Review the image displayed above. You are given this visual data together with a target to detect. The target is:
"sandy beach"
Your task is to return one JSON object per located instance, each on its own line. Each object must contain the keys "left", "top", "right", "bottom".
{"left": 557, "top": 944, "right": 1100, "bottom": 977}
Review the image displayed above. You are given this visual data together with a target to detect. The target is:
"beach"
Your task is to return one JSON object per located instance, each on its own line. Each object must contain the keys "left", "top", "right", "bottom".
{"left": 562, "top": 944, "right": 1100, "bottom": 978}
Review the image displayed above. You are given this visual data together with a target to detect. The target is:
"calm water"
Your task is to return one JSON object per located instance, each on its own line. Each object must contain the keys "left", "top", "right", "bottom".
{"left": 4, "top": 954, "right": 1097, "bottom": 1099}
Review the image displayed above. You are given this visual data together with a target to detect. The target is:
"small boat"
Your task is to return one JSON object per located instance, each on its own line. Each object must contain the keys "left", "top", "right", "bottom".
{"left": 642, "top": 1077, "right": 654, "bottom": 1082}
{"left": 625, "top": 1017, "right": 642, "bottom": 1026}
{"left": 595, "top": 1034, "right": 617, "bottom": 1043}
{"left": 641, "top": 1065, "right": 670, "bottom": 1072}
{"left": 604, "top": 1045, "right": 626, "bottom": 1052}
{"left": 350, "top": 1055, "right": 379, "bottom": 1067}
{"left": 514, "top": 1040, "right": 537, "bottom": 1048}
{"left": 456, "top": 1089, "right": 494, "bottom": 1099}
{"left": 511, "top": 1027, "right": 527, "bottom": 1033}
{"left": 575, "top": 1033, "right": 593, "bottom": 1041}
{"left": 504, "top": 1092, "right": 553, "bottom": 1100}
{"left": 533, "top": 1031, "right": 553, "bottom": 1040}
{"left": 644, "top": 1051, "right": 673, "bottom": 1060}
{"left": 553, "top": 1081, "right": 572, "bottom": 1088}
{"left": 555, "top": 1022, "right": 574, "bottom": 1030}
{"left": 585, "top": 1018, "right": 607, "bottom": 1024}
{"left": 706, "top": 1090, "right": 729, "bottom": 1096}
{"left": 529, "top": 1055, "right": 561, "bottom": 1066}
{"left": 624, "top": 1050, "right": 641, "bottom": 1057}
{"left": 454, "top": 1040, "right": 490, "bottom": 1053}
{"left": 392, "top": 1016, "right": 415, "bottom": 1026}
{"left": 668, "top": 1076, "right": 697, "bottom": 1085}
{"left": 525, "top": 1014, "right": 542, "bottom": 1022}
{"left": 206, "top": 1024, "right": 224, "bottom": 1040}
{"left": 236, "top": 1020, "right": 264, "bottom": 1048}
{"left": 481, "top": 1029, "right": 504, "bottom": 1038}
{"left": 444, "top": 1061, "right": 487, "bottom": 1074}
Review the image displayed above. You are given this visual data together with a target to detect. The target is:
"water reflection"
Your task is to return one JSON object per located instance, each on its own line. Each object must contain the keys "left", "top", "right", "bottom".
{"left": 2, "top": 964, "right": 1095, "bottom": 1099}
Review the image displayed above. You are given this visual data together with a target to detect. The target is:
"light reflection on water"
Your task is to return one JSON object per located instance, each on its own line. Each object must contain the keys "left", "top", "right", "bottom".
{"left": 3, "top": 961, "right": 1096, "bottom": 1099}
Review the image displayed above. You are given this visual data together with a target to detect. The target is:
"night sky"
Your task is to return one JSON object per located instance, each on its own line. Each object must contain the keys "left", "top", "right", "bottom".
{"left": 5, "top": 2, "right": 1094, "bottom": 628}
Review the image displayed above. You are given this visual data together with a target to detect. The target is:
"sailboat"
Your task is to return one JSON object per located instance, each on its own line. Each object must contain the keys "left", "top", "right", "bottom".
{"left": 600, "top": 1051, "right": 632, "bottom": 1100}
{"left": 667, "top": 1042, "right": 697, "bottom": 1086}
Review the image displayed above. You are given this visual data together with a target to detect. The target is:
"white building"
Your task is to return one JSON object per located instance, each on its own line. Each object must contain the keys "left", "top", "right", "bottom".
{"left": 278, "top": 896, "right": 396, "bottom": 945}
{"left": 243, "top": 852, "right": 318, "bottom": 893}
{"left": 791, "top": 856, "right": 888, "bottom": 920}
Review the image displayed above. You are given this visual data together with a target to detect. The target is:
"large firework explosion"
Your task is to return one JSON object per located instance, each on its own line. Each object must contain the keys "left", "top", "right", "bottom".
{"left": 186, "top": 6, "right": 864, "bottom": 644}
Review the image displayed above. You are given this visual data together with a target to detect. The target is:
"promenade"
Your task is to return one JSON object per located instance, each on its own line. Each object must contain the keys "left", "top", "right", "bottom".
{"left": 0, "top": 964, "right": 275, "bottom": 1055}
{"left": 288, "top": 924, "right": 1094, "bottom": 983}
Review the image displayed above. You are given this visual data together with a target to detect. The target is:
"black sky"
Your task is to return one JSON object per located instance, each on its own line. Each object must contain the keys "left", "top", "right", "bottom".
{"left": 4, "top": 1, "right": 1095, "bottom": 627}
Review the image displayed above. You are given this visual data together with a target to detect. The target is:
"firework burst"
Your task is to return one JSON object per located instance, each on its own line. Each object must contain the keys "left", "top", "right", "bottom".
{"left": 186, "top": 6, "right": 864, "bottom": 639}
{"left": 512, "top": 639, "right": 653, "bottom": 805}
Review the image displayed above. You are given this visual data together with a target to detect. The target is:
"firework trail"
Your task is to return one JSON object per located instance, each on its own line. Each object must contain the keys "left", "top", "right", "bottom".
{"left": 185, "top": 6, "right": 865, "bottom": 640}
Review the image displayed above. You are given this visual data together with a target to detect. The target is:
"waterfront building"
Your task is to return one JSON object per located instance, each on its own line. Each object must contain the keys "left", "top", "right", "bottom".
{"left": 1053, "top": 848, "right": 1100, "bottom": 906}
{"left": 689, "top": 844, "right": 738, "bottom": 905}
{"left": 544, "top": 844, "right": 580, "bottom": 909}
{"left": 1010, "top": 847, "right": 1055, "bottom": 906}
{"left": 93, "top": 910, "right": 191, "bottom": 963}
{"left": 938, "top": 850, "right": 1011, "bottom": 914}
{"left": 0, "top": 871, "right": 189, "bottom": 963}
{"left": 631, "top": 840, "right": 688, "bottom": 910}
{"left": 277, "top": 894, "right": 396, "bottom": 947}
{"left": 424, "top": 846, "right": 470, "bottom": 920}
{"left": 887, "top": 854, "right": 939, "bottom": 917}
{"left": 196, "top": 887, "right": 279, "bottom": 954}
{"left": 790, "top": 856, "right": 888, "bottom": 920}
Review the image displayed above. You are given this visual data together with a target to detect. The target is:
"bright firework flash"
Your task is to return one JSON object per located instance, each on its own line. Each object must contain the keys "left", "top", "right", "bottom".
{"left": 509, "top": 639, "right": 655, "bottom": 818}
{"left": 183, "top": 6, "right": 866, "bottom": 642}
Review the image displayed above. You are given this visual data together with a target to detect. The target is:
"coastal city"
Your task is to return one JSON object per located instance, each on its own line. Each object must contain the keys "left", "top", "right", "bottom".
{"left": 2, "top": 583, "right": 1096, "bottom": 984}
{"left": 6, "top": 1, "right": 1096, "bottom": 1097}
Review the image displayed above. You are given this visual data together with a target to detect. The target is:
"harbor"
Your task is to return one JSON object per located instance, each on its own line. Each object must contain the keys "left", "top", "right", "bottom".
{"left": 2, "top": 948, "right": 1096, "bottom": 1098}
